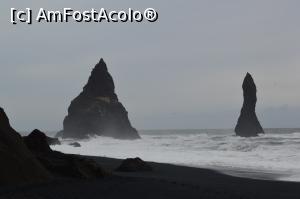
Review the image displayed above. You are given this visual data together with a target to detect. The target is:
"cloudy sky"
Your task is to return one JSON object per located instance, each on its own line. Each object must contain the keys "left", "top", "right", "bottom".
{"left": 1, "top": 1, "right": 299, "bottom": 131}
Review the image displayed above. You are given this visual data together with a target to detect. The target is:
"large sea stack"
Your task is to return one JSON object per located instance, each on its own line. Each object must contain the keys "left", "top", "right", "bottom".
{"left": 59, "top": 58, "right": 140, "bottom": 139}
{"left": 235, "top": 73, "right": 264, "bottom": 137}
{"left": 0, "top": 107, "right": 51, "bottom": 185}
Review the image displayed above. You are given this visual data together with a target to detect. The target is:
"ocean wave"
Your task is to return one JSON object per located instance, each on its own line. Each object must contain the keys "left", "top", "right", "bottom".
{"left": 52, "top": 129, "right": 300, "bottom": 182}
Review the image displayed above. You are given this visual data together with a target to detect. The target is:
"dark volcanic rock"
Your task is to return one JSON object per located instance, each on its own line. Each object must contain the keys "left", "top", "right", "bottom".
{"left": 0, "top": 108, "right": 51, "bottom": 185}
{"left": 23, "top": 129, "right": 52, "bottom": 154}
{"left": 58, "top": 58, "right": 140, "bottom": 140}
{"left": 23, "top": 129, "right": 60, "bottom": 154}
{"left": 69, "top": 142, "right": 81, "bottom": 147}
{"left": 36, "top": 151, "right": 108, "bottom": 179}
{"left": 116, "top": 157, "right": 153, "bottom": 172}
{"left": 235, "top": 73, "right": 264, "bottom": 137}
{"left": 24, "top": 129, "right": 107, "bottom": 178}
{"left": 47, "top": 135, "right": 61, "bottom": 145}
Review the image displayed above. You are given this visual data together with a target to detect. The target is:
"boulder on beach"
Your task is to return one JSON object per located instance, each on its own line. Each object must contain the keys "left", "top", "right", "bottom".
{"left": 57, "top": 58, "right": 140, "bottom": 140}
{"left": 24, "top": 129, "right": 108, "bottom": 178}
{"left": 116, "top": 157, "right": 153, "bottom": 172}
{"left": 0, "top": 107, "right": 51, "bottom": 185}
{"left": 235, "top": 73, "right": 264, "bottom": 137}
{"left": 69, "top": 142, "right": 81, "bottom": 147}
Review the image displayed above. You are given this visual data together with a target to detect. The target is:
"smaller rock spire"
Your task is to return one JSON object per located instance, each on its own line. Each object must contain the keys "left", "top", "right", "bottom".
{"left": 235, "top": 73, "right": 264, "bottom": 137}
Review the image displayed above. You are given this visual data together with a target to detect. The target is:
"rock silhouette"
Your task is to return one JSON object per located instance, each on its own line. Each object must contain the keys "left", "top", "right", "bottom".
{"left": 23, "top": 130, "right": 60, "bottom": 152}
{"left": 24, "top": 129, "right": 108, "bottom": 179}
{"left": 59, "top": 58, "right": 140, "bottom": 139}
{"left": 116, "top": 157, "right": 153, "bottom": 172}
{"left": 0, "top": 107, "right": 51, "bottom": 185}
{"left": 23, "top": 129, "right": 55, "bottom": 154}
{"left": 235, "top": 73, "right": 264, "bottom": 137}
{"left": 69, "top": 142, "right": 81, "bottom": 147}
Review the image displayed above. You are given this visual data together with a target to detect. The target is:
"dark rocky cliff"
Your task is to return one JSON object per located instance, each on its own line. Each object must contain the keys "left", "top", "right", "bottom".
{"left": 0, "top": 107, "right": 51, "bottom": 185}
{"left": 235, "top": 73, "right": 264, "bottom": 137}
{"left": 58, "top": 58, "right": 140, "bottom": 139}
{"left": 24, "top": 129, "right": 108, "bottom": 179}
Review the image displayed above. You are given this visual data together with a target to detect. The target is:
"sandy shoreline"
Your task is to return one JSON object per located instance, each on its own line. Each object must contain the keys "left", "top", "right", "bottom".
{"left": 0, "top": 155, "right": 299, "bottom": 199}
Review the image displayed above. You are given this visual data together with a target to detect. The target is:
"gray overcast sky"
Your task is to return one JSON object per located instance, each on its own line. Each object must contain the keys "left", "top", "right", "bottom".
{"left": 1, "top": 0, "right": 299, "bottom": 131}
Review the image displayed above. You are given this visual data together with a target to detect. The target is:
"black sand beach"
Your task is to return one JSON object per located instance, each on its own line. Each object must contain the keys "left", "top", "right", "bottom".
{"left": 0, "top": 156, "right": 299, "bottom": 199}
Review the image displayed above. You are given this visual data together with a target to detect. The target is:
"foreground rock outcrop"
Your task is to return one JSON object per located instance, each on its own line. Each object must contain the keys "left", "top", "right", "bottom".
{"left": 0, "top": 108, "right": 51, "bottom": 185}
{"left": 116, "top": 157, "right": 153, "bottom": 172}
{"left": 23, "top": 129, "right": 60, "bottom": 150}
{"left": 24, "top": 129, "right": 108, "bottom": 179}
{"left": 23, "top": 129, "right": 57, "bottom": 154}
{"left": 58, "top": 58, "right": 140, "bottom": 139}
{"left": 235, "top": 73, "right": 264, "bottom": 137}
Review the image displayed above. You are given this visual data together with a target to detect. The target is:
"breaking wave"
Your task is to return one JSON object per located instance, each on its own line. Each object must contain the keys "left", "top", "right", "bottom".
{"left": 52, "top": 129, "right": 300, "bottom": 182}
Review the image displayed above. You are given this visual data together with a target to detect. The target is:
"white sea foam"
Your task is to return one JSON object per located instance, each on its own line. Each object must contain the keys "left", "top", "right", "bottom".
{"left": 51, "top": 129, "right": 300, "bottom": 181}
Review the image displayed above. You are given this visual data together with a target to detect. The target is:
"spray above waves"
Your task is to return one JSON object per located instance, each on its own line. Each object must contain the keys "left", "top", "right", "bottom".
{"left": 52, "top": 129, "right": 300, "bottom": 182}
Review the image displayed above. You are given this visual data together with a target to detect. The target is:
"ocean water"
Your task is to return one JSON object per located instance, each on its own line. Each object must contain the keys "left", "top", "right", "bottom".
{"left": 51, "top": 129, "right": 300, "bottom": 182}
